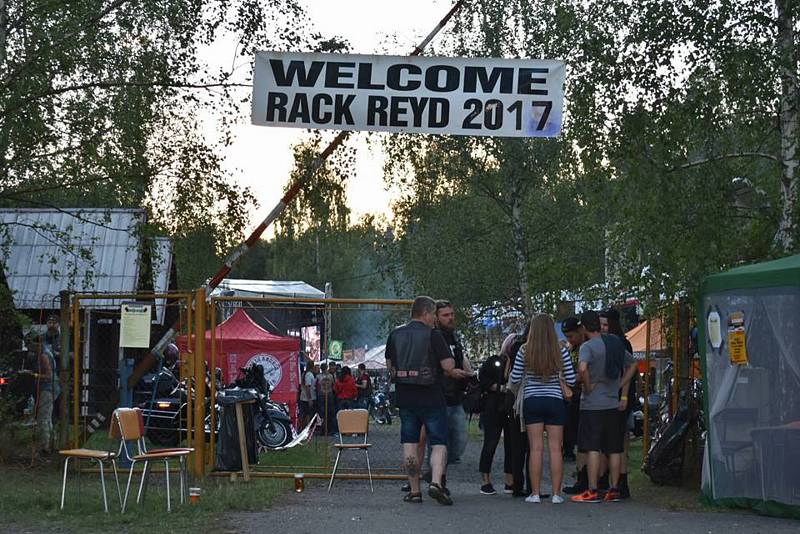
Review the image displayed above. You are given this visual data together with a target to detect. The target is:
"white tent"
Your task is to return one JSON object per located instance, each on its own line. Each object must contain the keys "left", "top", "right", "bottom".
{"left": 354, "top": 345, "right": 387, "bottom": 370}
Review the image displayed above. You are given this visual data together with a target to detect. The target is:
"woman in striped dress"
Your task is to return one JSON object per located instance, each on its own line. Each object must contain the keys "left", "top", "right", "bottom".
{"left": 509, "top": 314, "right": 577, "bottom": 504}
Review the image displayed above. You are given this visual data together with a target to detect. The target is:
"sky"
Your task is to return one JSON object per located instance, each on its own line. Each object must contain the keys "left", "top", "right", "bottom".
{"left": 203, "top": 0, "right": 453, "bottom": 235}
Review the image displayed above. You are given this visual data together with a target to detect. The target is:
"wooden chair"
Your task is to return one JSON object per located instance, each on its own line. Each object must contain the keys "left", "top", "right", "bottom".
{"left": 328, "top": 409, "right": 373, "bottom": 492}
{"left": 58, "top": 426, "right": 122, "bottom": 513}
{"left": 112, "top": 408, "right": 194, "bottom": 512}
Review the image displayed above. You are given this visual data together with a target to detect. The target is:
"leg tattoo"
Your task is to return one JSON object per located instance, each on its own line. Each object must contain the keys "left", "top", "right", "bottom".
{"left": 405, "top": 456, "right": 419, "bottom": 478}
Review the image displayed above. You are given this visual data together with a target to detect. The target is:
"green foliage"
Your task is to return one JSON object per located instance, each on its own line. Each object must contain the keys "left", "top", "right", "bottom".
{"left": 0, "top": 0, "right": 335, "bottom": 289}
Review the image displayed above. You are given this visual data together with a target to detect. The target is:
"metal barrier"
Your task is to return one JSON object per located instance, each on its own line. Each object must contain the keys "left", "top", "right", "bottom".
{"left": 206, "top": 296, "right": 412, "bottom": 477}
{"left": 69, "top": 293, "right": 198, "bottom": 464}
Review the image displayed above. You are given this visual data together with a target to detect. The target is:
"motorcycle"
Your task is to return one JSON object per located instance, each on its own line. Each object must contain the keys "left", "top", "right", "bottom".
{"left": 369, "top": 390, "right": 392, "bottom": 425}
{"left": 135, "top": 361, "right": 220, "bottom": 447}
{"left": 231, "top": 364, "right": 294, "bottom": 449}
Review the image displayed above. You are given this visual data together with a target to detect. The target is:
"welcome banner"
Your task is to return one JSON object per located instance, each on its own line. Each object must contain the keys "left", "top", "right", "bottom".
{"left": 252, "top": 52, "right": 565, "bottom": 138}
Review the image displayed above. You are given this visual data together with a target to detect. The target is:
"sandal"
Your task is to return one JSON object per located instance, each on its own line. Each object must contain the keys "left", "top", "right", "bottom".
{"left": 428, "top": 483, "right": 453, "bottom": 506}
{"left": 403, "top": 492, "right": 423, "bottom": 503}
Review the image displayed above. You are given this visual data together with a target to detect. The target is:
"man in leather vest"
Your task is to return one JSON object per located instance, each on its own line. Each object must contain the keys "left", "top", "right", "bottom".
{"left": 385, "top": 296, "right": 471, "bottom": 505}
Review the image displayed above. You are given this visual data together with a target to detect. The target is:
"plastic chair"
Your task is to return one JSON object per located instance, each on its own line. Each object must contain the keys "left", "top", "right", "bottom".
{"left": 112, "top": 408, "right": 194, "bottom": 512}
{"left": 328, "top": 409, "right": 372, "bottom": 492}
{"left": 58, "top": 425, "right": 122, "bottom": 513}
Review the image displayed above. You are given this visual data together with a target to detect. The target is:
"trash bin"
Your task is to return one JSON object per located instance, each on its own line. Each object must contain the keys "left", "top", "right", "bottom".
{"left": 216, "top": 389, "right": 259, "bottom": 471}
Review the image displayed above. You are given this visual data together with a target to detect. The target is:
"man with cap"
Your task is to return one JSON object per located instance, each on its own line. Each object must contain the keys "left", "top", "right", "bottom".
{"left": 561, "top": 316, "right": 588, "bottom": 494}
{"left": 571, "top": 310, "right": 638, "bottom": 503}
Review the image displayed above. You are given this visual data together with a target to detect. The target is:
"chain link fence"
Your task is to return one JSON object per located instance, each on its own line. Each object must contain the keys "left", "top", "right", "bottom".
{"left": 70, "top": 293, "right": 194, "bottom": 450}
{"left": 206, "top": 296, "right": 411, "bottom": 477}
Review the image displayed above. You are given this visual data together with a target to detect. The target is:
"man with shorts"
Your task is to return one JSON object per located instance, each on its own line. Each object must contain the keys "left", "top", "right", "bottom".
{"left": 571, "top": 311, "right": 638, "bottom": 503}
{"left": 385, "top": 296, "right": 471, "bottom": 505}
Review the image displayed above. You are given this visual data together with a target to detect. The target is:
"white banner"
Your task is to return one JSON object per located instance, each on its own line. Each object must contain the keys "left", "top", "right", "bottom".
{"left": 252, "top": 52, "right": 565, "bottom": 138}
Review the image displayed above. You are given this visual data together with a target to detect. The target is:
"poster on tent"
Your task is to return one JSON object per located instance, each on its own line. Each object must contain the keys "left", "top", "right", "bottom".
{"left": 225, "top": 350, "right": 300, "bottom": 426}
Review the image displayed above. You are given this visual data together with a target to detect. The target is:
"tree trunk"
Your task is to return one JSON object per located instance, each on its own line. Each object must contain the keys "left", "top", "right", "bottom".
{"left": 0, "top": 0, "right": 6, "bottom": 66}
{"left": 510, "top": 191, "right": 533, "bottom": 317}
{"left": 774, "top": 0, "right": 799, "bottom": 252}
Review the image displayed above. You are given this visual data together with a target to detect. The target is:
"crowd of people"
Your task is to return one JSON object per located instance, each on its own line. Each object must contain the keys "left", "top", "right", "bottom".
{"left": 299, "top": 358, "right": 377, "bottom": 435}
{"left": 385, "top": 296, "right": 639, "bottom": 506}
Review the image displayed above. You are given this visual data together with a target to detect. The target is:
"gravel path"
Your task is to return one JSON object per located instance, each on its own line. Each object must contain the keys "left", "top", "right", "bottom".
{"left": 225, "top": 430, "right": 799, "bottom": 533}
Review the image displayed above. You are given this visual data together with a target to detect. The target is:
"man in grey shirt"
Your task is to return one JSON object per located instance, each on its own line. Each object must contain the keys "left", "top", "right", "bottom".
{"left": 571, "top": 311, "right": 638, "bottom": 503}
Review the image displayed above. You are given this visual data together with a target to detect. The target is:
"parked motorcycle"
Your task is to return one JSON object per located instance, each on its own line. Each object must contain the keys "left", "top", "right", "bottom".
{"left": 135, "top": 361, "right": 220, "bottom": 447}
{"left": 231, "top": 364, "right": 293, "bottom": 449}
{"left": 369, "top": 390, "right": 392, "bottom": 425}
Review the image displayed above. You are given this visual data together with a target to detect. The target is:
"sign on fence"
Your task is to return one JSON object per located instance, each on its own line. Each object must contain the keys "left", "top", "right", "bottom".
{"left": 119, "top": 302, "right": 151, "bottom": 348}
{"left": 252, "top": 52, "right": 565, "bottom": 137}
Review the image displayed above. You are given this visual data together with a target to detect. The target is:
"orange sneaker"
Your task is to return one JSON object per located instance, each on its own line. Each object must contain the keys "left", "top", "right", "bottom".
{"left": 604, "top": 488, "right": 621, "bottom": 502}
{"left": 571, "top": 489, "right": 602, "bottom": 503}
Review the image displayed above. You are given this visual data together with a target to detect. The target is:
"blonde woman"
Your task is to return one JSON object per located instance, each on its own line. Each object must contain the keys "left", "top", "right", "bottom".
{"left": 509, "top": 314, "right": 576, "bottom": 503}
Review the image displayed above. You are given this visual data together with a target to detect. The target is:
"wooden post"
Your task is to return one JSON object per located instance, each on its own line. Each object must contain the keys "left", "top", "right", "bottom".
{"left": 234, "top": 402, "right": 251, "bottom": 482}
{"left": 193, "top": 288, "right": 206, "bottom": 477}
{"left": 671, "top": 301, "right": 680, "bottom": 417}
{"left": 58, "top": 290, "right": 70, "bottom": 448}
{"left": 643, "top": 318, "right": 652, "bottom": 463}
{"left": 71, "top": 297, "right": 81, "bottom": 449}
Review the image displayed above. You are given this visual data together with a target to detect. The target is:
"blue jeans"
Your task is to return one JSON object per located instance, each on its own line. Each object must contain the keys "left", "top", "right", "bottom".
{"left": 425, "top": 403, "right": 468, "bottom": 462}
{"left": 400, "top": 405, "right": 449, "bottom": 445}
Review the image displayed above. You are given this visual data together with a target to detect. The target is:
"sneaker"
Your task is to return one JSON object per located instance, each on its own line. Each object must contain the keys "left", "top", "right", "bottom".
{"left": 524, "top": 494, "right": 541, "bottom": 503}
{"left": 551, "top": 494, "right": 565, "bottom": 504}
{"left": 480, "top": 484, "right": 497, "bottom": 495}
{"left": 503, "top": 484, "right": 514, "bottom": 494}
{"left": 563, "top": 466, "right": 588, "bottom": 495}
{"left": 571, "top": 489, "right": 602, "bottom": 503}
{"left": 604, "top": 488, "right": 621, "bottom": 502}
{"left": 401, "top": 483, "right": 411, "bottom": 492}
{"left": 512, "top": 490, "right": 528, "bottom": 498}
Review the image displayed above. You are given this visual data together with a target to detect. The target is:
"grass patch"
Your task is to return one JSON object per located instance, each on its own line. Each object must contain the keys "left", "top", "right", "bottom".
{"left": 628, "top": 438, "right": 708, "bottom": 512}
{"left": 0, "top": 436, "right": 331, "bottom": 532}
{"left": 256, "top": 437, "right": 331, "bottom": 471}
{"left": 0, "top": 461, "right": 290, "bottom": 533}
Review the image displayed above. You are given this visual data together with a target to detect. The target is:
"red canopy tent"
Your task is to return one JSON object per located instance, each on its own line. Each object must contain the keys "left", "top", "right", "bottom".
{"left": 179, "top": 309, "right": 301, "bottom": 427}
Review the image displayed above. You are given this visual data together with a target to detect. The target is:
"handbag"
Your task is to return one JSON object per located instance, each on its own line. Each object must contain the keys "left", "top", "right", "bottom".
{"left": 506, "top": 373, "right": 527, "bottom": 432}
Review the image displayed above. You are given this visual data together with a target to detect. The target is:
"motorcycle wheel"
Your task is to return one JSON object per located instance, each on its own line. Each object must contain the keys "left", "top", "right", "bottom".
{"left": 257, "top": 419, "right": 292, "bottom": 449}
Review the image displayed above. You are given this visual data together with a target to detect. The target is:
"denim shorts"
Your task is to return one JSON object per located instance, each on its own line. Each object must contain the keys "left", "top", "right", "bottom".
{"left": 523, "top": 395, "right": 567, "bottom": 426}
{"left": 399, "top": 405, "right": 449, "bottom": 445}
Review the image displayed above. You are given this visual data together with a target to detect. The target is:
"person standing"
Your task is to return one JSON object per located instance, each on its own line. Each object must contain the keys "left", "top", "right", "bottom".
{"left": 433, "top": 300, "right": 472, "bottom": 465}
{"left": 299, "top": 364, "right": 317, "bottom": 428}
{"left": 561, "top": 317, "right": 589, "bottom": 495}
{"left": 385, "top": 296, "right": 471, "bottom": 505}
{"left": 333, "top": 366, "right": 358, "bottom": 411}
{"left": 504, "top": 326, "right": 532, "bottom": 497}
{"left": 356, "top": 363, "right": 371, "bottom": 410}
{"left": 509, "top": 314, "right": 576, "bottom": 504}
{"left": 571, "top": 311, "right": 638, "bottom": 504}
{"left": 477, "top": 344, "right": 510, "bottom": 495}
{"left": 44, "top": 315, "right": 61, "bottom": 368}
{"left": 34, "top": 342, "right": 59, "bottom": 457}
{"left": 600, "top": 308, "right": 637, "bottom": 499}
{"left": 316, "top": 364, "right": 336, "bottom": 435}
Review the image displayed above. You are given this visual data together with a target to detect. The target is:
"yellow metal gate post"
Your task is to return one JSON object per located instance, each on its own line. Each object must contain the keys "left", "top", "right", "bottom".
{"left": 193, "top": 288, "right": 207, "bottom": 477}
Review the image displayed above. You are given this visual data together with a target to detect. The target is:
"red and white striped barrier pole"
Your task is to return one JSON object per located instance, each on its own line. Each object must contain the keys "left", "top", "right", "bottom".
{"left": 207, "top": 0, "right": 466, "bottom": 290}
{"left": 130, "top": 1, "right": 466, "bottom": 387}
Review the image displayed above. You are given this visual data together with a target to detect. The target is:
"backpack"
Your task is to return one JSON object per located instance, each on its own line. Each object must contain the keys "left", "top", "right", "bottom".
{"left": 462, "top": 376, "right": 483, "bottom": 415}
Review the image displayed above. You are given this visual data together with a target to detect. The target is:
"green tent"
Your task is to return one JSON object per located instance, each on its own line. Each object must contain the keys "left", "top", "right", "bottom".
{"left": 699, "top": 255, "right": 800, "bottom": 518}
